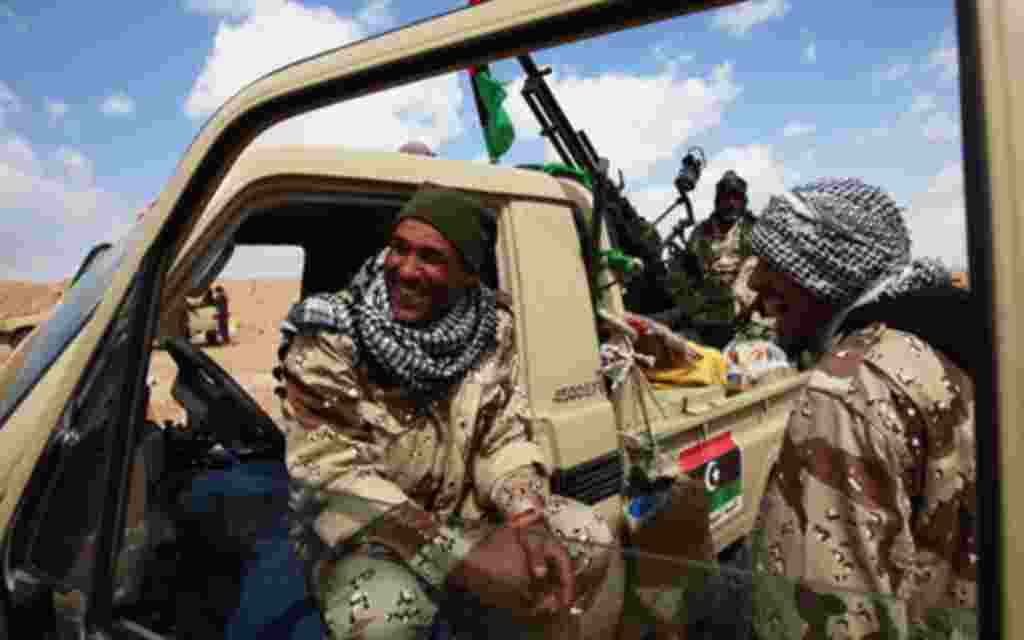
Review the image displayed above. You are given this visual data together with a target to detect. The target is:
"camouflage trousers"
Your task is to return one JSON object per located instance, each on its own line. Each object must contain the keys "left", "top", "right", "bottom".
{"left": 297, "top": 496, "right": 622, "bottom": 640}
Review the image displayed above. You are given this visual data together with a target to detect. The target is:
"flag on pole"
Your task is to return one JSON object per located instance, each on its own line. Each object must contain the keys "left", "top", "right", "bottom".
{"left": 467, "top": 0, "right": 515, "bottom": 162}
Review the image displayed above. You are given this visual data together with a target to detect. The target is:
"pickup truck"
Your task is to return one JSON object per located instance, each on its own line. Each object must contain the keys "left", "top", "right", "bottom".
{"left": 0, "top": 1, "right": 1011, "bottom": 638}
{"left": 168, "top": 145, "right": 807, "bottom": 554}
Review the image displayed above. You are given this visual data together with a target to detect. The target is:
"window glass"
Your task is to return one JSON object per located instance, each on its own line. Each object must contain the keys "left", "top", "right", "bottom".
{"left": 0, "top": 222, "right": 147, "bottom": 428}
{"left": 20, "top": 274, "right": 145, "bottom": 592}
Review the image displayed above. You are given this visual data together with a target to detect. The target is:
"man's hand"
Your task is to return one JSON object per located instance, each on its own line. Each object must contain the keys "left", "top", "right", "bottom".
{"left": 446, "top": 512, "right": 576, "bottom": 619}
{"left": 517, "top": 520, "right": 577, "bottom": 616}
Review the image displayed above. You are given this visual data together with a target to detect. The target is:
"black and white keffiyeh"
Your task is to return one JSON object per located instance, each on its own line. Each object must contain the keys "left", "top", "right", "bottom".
{"left": 280, "top": 250, "right": 498, "bottom": 397}
{"left": 751, "top": 177, "right": 916, "bottom": 308}
{"left": 750, "top": 177, "right": 954, "bottom": 354}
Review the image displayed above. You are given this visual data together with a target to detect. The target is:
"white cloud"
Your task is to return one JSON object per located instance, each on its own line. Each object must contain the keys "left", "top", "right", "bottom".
{"left": 505, "top": 59, "right": 740, "bottom": 181}
{"left": 803, "top": 42, "right": 816, "bottom": 63}
{"left": 55, "top": 146, "right": 93, "bottom": 185}
{"left": 782, "top": 121, "right": 815, "bottom": 138}
{"left": 909, "top": 93, "right": 937, "bottom": 114}
{"left": 921, "top": 110, "right": 958, "bottom": 143}
{"left": 254, "top": 76, "right": 466, "bottom": 152}
{"left": 906, "top": 162, "right": 966, "bottom": 268}
{"left": 0, "top": 133, "right": 132, "bottom": 280}
{"left": 185, "top": 2, "right": 366, "bottom": 117}
{"left": 633, "top": 144, "right": 791, "bottom": 235}
{"left": 928, "top": 44, "right": 958, "bottom": 85}
{"left": 357, "top": 0, "right": 394, "bottom": 30}
{"left": 183, "top": 0, "right": 286, "bottom": 18}
{"left": 853, "top": 121, "right": 892, "bottom": 146}
{"left": 629, "top": 183, "right": 679, "bottom": 235}
{"left": 651, "top": 41, "right": 696, "bottom": 70}
{"left": 101, "top": 91, "right": 136, "bottom": 116}
{"left": 710, "top": 0, "right": 790, "bottom": 38}
{"left": 1, "top": 134, "right": 37, "bottom": 174}
{"left": 875, "top": 60, "right": 911, "bottom": 84}
{"left": 0, "top": 81, "right": 22, "bottom": 127}
{"left": 45, "top": 99, "right": 69, "bottom": 125}
{"left": 185, "top": 0, "right": 465, "bottom": 154}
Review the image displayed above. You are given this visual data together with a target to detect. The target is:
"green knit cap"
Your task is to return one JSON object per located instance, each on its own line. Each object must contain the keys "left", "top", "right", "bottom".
{"left": 394, "top": 184, "right": 497, "bottom": 273}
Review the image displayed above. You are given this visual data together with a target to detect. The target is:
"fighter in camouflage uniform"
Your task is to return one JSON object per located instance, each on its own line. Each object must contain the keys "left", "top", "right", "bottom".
{"left": 275, "top": 185, "right": 615, "bottom": 639}
{"left": 686, "top": 170, "right": 761, "bottom": 322}
{"left": 746, "top": 178, "right": 976, "bottom": 638}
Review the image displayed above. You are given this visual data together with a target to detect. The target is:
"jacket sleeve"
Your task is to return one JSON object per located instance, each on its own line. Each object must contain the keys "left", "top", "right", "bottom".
{"left": 280, "top": 332, "right": 409, "bottom": 531}
{"left": 471, "top": 311, "right": 551, "bottom": 514}
{"left": 280, "top": 331, "right": 475, "bottom": 586}
{"left": 755, "top": 364, "right": 922, "bottom": 639}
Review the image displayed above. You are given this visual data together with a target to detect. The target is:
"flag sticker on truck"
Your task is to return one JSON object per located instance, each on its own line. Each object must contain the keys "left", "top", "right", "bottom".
{"left": 679, "top": 432, "right": 743, "bottom": 530}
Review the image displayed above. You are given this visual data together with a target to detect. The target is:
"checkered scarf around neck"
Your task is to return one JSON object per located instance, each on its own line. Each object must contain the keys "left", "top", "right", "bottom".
{"left": 280, "top": 250, "right": 498, "bottom": 398}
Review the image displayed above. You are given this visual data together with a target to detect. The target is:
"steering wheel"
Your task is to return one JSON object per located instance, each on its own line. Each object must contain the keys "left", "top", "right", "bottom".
{"left": 163, "top": 336, "right": 284, "bottom": 459}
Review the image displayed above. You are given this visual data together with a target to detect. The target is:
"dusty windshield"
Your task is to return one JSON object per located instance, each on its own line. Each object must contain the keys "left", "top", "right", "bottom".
{"left": 0, "top": 222, "right": 147, "bottom": 427}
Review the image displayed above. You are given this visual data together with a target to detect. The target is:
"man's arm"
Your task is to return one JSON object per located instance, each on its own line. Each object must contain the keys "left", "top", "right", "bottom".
{"left": 468, "top": 312, "right": 550, "bottom": 519}
{"left": 755, "top": 368, "right": 917, "bottom": 639}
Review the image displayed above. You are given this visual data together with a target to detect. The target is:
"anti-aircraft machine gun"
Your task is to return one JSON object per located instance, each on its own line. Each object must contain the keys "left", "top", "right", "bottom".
{"left": 511, "top": 54, "right": 707, "bottom": 318}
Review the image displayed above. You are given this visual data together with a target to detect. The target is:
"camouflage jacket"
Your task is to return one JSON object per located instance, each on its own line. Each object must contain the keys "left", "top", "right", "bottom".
{"left": 276, "top": 303, "right": 549, "bottom": 549}
{"left": 755, "top": 324, "right": 976, "bottom": 639}
{"left": 686, "top": 215, "right": 751, "bottom": 287}
{"left": 686, "top": 216, "right": 761, "bottom": 320}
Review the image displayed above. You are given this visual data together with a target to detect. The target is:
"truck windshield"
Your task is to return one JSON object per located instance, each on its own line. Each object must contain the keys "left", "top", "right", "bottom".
{"left": 0, "top": 222, "right": 148, "bottom": 427}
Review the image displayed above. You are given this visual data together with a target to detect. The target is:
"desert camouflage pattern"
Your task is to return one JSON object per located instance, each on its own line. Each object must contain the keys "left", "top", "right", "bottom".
{"left": 277, "top": 304, "right": 614, "bottom": 638}
{"left": 687, "top": 217, "right": 749, "bottom": 287}
{"left": 277, "top": 305, "right": 548, "bottom": 543}
{"left": 302, "top": 494, "right": 613, "bottom": 640}
{"left": 686, "top": 219, "right": 762, "bottom": 321}
{"left": 754, "top": 324, "right": 977, "bottom": 639}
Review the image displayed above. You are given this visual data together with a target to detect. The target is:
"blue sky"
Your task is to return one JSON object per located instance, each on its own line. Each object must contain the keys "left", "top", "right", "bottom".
{"left": 0, "top": 0, "right": 966, "bottom": 280}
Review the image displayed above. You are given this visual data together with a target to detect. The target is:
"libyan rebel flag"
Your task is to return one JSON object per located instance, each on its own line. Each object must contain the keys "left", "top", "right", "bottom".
{"left": 679, "top": 432, "right": 744, "bottom": 530}
{"left": 469, "top": 66, "right": 516, "bottom": 162}
{"left": 466, "top": 0, "right": 515, "bottom": 162}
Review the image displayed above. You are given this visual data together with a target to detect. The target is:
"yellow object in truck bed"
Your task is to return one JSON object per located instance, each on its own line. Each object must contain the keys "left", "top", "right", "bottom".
{"left": 643, "top": 341, "right": 729, "bottom": 389}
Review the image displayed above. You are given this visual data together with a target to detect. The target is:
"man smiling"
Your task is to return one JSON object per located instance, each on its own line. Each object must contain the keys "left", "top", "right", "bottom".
{"left": 276, "top": 184, "right": 614, "bottom": 639}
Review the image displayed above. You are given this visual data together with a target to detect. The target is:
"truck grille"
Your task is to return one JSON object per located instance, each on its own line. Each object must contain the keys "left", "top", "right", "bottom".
{"left": 551, "top": 451, "right": 623, "bottom": 506}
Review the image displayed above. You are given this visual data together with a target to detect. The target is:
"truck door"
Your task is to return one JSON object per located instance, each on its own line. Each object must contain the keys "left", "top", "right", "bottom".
{"left": 498, "top": 198, "right": 623, "bottom": 524}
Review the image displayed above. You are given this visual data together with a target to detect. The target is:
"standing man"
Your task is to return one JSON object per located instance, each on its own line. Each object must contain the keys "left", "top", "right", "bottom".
{"left": 277, "top": 184, "right": 616, "bottom": 639}
{"left": 211, "top": 285, "right": 231, "bottom": 344}
{"left": 686, "top": 170, "right": 764, "bottom": 329}
{"left": 747, "top": 178, "right": 976, "bottom": 638}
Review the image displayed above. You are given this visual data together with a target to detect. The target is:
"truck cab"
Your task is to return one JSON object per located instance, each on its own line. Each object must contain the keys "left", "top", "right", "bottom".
{"left": 162, "top": 145, "right": 805, "bottom": 554}
{"left": 0, "top": 1, "right": 1011, "bottom": 638}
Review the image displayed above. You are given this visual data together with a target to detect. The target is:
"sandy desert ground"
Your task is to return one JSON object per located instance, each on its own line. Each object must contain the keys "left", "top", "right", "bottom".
{"left": 0, "top": 279, "right": 303, "bottom": 425}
